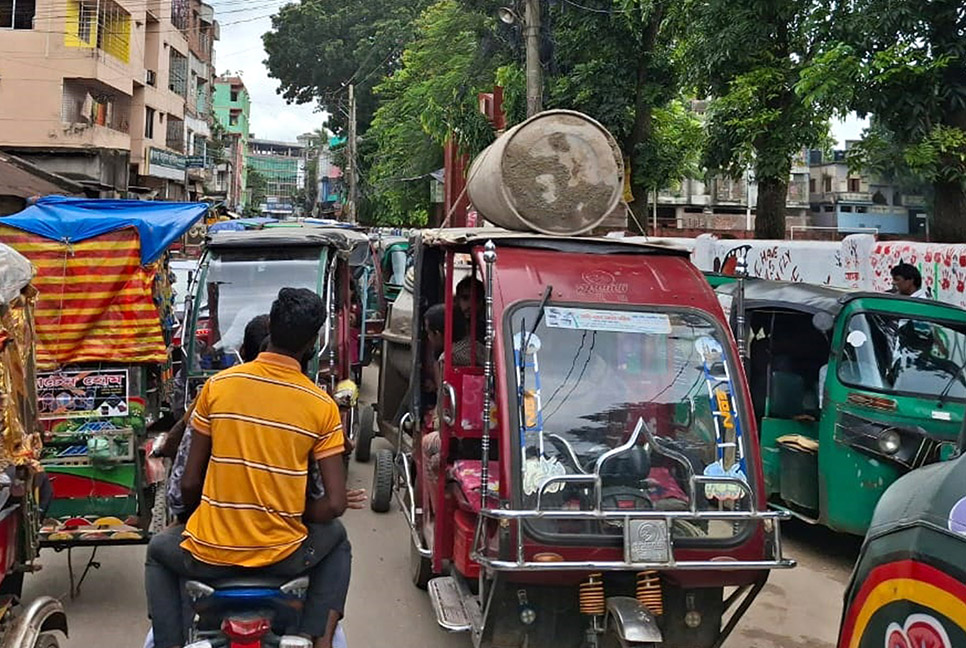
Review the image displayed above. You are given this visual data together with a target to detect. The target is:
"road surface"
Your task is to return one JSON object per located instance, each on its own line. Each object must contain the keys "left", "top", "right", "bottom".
{"left": 22, "top": 370, "right": 860, "bottom": 648}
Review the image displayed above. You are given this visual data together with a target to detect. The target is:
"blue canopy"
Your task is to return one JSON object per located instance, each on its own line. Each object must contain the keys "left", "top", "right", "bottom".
{"left": 1, "top": 196, "right": 207, "bottom": 264}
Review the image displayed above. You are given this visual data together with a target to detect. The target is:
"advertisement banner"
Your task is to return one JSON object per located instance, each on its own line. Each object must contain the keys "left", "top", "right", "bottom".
{"left": 37, "top": 369, "right": 129, "bottom": 419}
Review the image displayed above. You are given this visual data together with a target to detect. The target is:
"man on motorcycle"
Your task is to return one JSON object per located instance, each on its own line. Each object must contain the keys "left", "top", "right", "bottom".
{"left": 145, "top": 287, "right": 352, "bottom": 648}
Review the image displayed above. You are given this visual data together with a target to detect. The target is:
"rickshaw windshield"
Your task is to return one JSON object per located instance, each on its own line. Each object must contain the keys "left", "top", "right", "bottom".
{"left": 190, "top": 247, "right": 325, "bottom": 371}
{"left": 508, "top": 305, "right": 750, "bottom": 541}
{"left": 839, "top": 312, "right": 966, "bottom": 402}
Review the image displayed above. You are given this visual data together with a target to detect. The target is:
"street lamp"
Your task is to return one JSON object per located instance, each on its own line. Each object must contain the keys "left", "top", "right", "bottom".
{"left": 498, "top": 6, "right": 518, "bottom": 24}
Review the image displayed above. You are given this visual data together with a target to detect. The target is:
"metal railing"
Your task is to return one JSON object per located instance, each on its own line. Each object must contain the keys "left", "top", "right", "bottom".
{"left": 471, "top": 474, "right": 796, "bottom": 572}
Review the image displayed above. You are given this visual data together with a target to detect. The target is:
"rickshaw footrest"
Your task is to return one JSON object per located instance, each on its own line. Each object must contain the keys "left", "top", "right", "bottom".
{"left": 428, "top": 577, "right": 471, "bottom": 632}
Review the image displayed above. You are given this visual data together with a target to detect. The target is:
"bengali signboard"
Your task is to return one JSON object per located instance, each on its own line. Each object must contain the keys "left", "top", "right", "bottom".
{"left": 36, "top": 369, "right": 129, "bottom": 419}
{"left": 147, "top": 147, "right": 186, "bottom": 181}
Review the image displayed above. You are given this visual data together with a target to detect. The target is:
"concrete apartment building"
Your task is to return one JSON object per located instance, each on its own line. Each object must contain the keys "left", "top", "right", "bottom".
{"left": 0, "top": 0, "right": 218, "bottom": 198}
{"left": 247, "top": 138, "right": 305, "bottom": 217}
{"left": 808, "top": 146, "right": 927, "bottom": 236}
{"left": 212, "top": 76, "right": 251, "bottom": 210}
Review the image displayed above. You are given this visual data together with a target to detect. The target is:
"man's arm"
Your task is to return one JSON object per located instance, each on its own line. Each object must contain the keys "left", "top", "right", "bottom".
{"left": 181, "top": 432, "right": 211, "bottom": 512}
{"left": 304, "top": 455, "right": 347, "bottom": 523}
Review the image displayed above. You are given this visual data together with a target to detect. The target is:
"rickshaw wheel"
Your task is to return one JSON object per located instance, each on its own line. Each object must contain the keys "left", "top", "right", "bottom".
{"left": 370, "top": 449, "right": 394, "bottom": 513}
{"left": 410, "top": 535, "right": 432, "bottom": 590}
{"left": 354, "top": 405, "right": 376, "bottom": 463}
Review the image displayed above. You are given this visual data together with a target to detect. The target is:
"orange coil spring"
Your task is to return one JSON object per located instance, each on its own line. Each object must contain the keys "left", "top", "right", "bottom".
{"left": 578, "top": 573, "right": 605, "bottom": 616}
{"left": 636, "top": 571, "right": 663, "bottom": 616}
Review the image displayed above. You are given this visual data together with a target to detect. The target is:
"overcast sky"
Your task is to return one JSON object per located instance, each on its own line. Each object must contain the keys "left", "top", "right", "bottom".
{"left": 213, "top": 2, "right": 325, "bottom": 142}
{"left": 213, "top": 3, "right": 870, "bottom": 147}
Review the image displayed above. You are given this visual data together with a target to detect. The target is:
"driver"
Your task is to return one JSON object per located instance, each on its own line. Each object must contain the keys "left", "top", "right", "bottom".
{"left": 145, "top": 288, "right": 352, "bottom": 648}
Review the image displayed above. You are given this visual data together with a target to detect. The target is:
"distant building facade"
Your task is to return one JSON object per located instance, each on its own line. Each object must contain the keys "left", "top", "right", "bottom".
{"left": 247, "top": 138, "right": 305, "bottom": 216}
{"left": 212, "top": 76, "right": 251, "bottom": 210}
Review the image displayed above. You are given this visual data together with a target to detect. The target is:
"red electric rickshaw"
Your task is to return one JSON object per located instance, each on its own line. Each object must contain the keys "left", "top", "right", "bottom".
{"left": 372, "top": 228, "right": 794, "bottom": 647}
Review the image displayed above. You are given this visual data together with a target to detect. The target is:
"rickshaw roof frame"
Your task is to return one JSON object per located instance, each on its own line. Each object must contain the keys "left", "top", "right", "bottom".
{"left": 419, "top": 227, "right": 691, "bottom": 257}
{"left": 206, "top": 227, "right": 368, "bottom": 254}
{"left": 718, "top": 279, "right": 966, "bottom": 320}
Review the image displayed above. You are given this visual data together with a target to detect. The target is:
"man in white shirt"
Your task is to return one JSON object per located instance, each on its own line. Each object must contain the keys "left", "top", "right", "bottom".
{"left": 891, "top": 263, "right": 927, "bottom": 299}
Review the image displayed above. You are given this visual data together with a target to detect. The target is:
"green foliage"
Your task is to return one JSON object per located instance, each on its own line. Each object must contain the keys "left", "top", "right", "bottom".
{"left": 245, "top": 170, "right": 267, "bottom": 217}
{"left": 365, "top": 0, "right": 505, "bottom": 226}
{"left": 797, "top": 0, "right": 966, "bottom": 239}
{"left": 680, "top": 0, "right": 832, "bottom": 236}
{"left": 262, "top": 0, "right": 432, "bottom": 135}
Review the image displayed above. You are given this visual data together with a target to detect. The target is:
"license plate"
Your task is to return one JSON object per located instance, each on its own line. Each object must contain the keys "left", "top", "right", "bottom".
{"left": 624, "top": 519, "right": 670, "bottom": 563}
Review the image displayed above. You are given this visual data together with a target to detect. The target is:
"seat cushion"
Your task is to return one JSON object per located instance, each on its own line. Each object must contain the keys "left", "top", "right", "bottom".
{"left": 448, "top": 460, "right": 500, "bottom": 513}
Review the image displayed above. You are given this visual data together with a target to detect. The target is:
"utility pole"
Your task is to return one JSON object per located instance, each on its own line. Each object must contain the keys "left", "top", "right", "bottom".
{"left": 524, "top": 0, "right": 542, "bottom": 117}
{"left": 347, "top": 83, "right": 358, "bottom": 224}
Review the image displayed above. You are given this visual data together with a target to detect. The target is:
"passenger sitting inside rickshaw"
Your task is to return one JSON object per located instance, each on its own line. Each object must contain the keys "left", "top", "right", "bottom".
{"left": 421, "top": 304, "right": 486, "bottom": 514}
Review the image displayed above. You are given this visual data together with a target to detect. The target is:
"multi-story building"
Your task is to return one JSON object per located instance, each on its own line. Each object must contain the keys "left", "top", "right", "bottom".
{"left": 212, "top": 76, "right": 251, "bottom": 210}
{"left": 316, "top": 135, "right": 345, "bottom": 218}
{"left": 808, "top": 145, "right": 927, "bottom": 235}
{"left": 0, "top": 0, "right": 218, "bottom": 199}
{"left": 247, "top": 138, "right": 305, "bottom": 217}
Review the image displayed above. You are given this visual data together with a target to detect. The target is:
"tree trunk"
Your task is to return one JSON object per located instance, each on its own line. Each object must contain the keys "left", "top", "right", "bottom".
{"left": 755, "top": 175, "right": 788, "bottom": 239}
{"left": 930, "top": 178, "right": 966, "bottom": 242}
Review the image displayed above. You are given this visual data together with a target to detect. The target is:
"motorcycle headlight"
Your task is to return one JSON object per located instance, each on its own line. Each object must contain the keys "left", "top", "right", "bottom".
{"left": 877, "top": 429, "right": 902, "bottom": 455}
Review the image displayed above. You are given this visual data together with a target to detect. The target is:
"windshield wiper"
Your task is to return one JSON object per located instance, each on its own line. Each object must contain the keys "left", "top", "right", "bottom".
{"left": 524, "top": 285, "right": 553, "bottom": 349}
{"left": 937, "top": 361, "right": 966, "bottom": 407}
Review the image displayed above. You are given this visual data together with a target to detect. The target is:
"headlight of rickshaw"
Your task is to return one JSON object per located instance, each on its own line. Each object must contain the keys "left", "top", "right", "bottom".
{"left": 333, "top": 379, "right": 359, "bottom": 407}
{"left": 877, "top": 429, "right": 901, "bottom": 455}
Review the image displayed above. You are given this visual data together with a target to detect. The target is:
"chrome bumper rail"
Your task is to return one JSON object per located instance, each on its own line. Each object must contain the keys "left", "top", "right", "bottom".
{"left": 471, "top": 473, "right": 796, "bottom": 572}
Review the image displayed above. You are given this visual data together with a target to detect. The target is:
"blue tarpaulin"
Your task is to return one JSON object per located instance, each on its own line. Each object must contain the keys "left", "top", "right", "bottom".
{"left": 208, "top": 218, "right": 278, "bottom": 233}
{"left": 0, "top": 196, "right": 207, "bottom": 264}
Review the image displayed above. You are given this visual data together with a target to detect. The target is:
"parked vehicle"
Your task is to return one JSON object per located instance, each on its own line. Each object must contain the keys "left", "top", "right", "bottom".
{"left": 372, "top": 227, "right": 793, "bottom": 647}
{"left": 181, "top": 227, "right": 369, "bottom": 454}
{"left": 838, "top": 430, "right": 966, "bottom": 648}
{"left": 715, "top": 279, "right": 966, "bottom": 535}
{"left": 0, "top": 198, "right": 206, "bottom": 552}
{"left": 0, "top": 243, "right": 69, "bottom": 646}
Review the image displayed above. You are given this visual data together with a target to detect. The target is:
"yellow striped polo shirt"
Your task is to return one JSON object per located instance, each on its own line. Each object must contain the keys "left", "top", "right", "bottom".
{"left": 182, "top": 352, "right": 344, "bottom": 567}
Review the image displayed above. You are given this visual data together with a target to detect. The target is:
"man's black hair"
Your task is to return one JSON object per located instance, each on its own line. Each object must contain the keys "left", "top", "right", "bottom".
{"left": 241, "top": 314, "right": 270, "bottom": 362}
{"left": 269, "top": 287, "right": 326, "bottom": 355}
{"left": 891, "top": 262, "right": 922, "bottom": 289}
{"left": 456, "top": 275, "right": 484, "bottom": 294}
{"left": 424, "top": 304, "right": 447, "bottom": 334}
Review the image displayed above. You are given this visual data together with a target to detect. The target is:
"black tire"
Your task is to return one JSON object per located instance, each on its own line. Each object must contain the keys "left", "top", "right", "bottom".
{"left": 370, "top": 449, "right": 393, "bottom": 513}
{"left": 33, "top": 633, "right": 60, "bottom": 648}
{"left": 354, "top": 405, "right": 376, "bottom": 463}
{"left": 410, "top": 534, "right": 432, "bottom": 590}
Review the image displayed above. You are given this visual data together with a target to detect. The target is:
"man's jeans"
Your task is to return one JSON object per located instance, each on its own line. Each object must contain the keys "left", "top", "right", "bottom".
{"left": 145, "top": 521, "right": 351, "bottom": 648}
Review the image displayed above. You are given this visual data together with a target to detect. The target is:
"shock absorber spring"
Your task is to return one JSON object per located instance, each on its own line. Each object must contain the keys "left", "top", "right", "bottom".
{"left": 636, "top": 571, "right": 663, "bottom": 616}
{"left": 578, "top": 573, "right": 605, "bottom": 616}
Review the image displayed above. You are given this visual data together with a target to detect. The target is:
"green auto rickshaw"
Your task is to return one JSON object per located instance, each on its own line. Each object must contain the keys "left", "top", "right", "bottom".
{"left": 715, "top": 280, "right": 966, "bottom": 535}
{"left": 838, "top": 431, "right": 966, "bottom": 648}
{"left": 374, "top": 235, "right": 409, "bottom": 303}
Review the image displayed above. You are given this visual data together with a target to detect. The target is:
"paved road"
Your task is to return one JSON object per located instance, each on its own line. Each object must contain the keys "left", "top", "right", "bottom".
{"left": 21, "top": 369, "right": 860, "bottom": 648}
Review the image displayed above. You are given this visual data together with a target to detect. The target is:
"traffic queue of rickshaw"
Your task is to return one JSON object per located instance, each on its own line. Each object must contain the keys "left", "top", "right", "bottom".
{"left": 0, "top": 111, "right": 963, "bottom": 648}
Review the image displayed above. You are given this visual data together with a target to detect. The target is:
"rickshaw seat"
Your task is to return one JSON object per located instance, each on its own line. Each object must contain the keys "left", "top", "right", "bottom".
{"left": 448, "top": 460, "right": 499, "bottom": 512}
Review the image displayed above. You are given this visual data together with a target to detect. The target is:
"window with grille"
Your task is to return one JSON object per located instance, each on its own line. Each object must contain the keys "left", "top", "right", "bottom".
{"left": 64, "top": 0, "right": 130, "bottom": 61}
{"left": 1, "top": 0, "right": 36, "bottom": 29}
{"left": 168, "top": 50, "right": 188, "bottom": 97}
{"left": 145, "top": 107, "right": 155, "bottom": 138}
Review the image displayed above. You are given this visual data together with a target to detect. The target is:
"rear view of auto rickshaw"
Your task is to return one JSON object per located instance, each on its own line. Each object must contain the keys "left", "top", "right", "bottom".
{"left": 182, "top": 226, "right": 372, "bottom": 456}
{"left": 838, "top": 426, "right": 966, "bottom": 648}
{"left": 372, "top": 111, "right": 793, "bottom": 647}
{"left": 715, "top": 279, "right": 966, "bottom": 536}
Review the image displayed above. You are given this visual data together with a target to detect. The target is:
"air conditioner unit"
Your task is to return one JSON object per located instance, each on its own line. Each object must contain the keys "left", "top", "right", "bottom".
{"left": 145, "top": 69, "right": 157, "bottom": 86}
